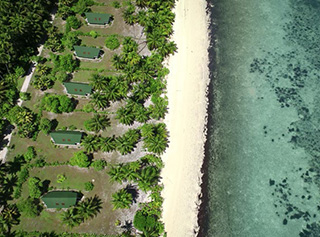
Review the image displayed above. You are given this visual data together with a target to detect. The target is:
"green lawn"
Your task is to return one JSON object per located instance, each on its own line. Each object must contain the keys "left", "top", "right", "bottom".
{"left": 14, "top": 165, "right": 120, "bottom": 235}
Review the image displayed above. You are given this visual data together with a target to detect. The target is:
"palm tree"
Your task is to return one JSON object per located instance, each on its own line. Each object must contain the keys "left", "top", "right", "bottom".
{"left": 140, "top": 124, "right": 154, "bottom": 138}
{"left": 111, "top": 55, "right": 125, "bottom": 70}
{"left": 89, "top": 73, "right": 108, "bottom": 91}
{"left": 84, "top": 114, "right": 111, "bottom": 133}
{"left": 132, "top": 84, "right": 151, "bottom": 101}
{"left": 36, "top": 64, "right": 50, "bottom": 75}
{"left": 122, "top": 164, "right": 138, "bottom": 181}
{"left": 90, "top": 92, "right": 109, "bottom": 110}
{"left": 111, "top": 189, "right": 133, "bottom": 210}
{"left": 0, "top": 81, "right": 8, "bottom": 103}
{"left": 115, "top": 136, "right": 135, "bottom": 155}
{"left": 105, "top": 76, "right": 128, "bottom": 101}
{"left": 16, "top": 109, "right": 34, "bottom": 125}
{"left": 61, "top": 208, "right": 81, "bottom": 228}
{"left": 122, "top": 5, "right": 136, "bottom": 25}
{"left": 136, "top": 0, "right": 148, "bottom": 8}
{"left": 116, "top": 107, "right": 135, "bottom": 125}
{"left": 108, "top": 164, "right": 125, "bottom": 183}
{"left": 122, "top": 37, "right": 139, "bottom": 53}
{"left": 77, "top": 196, "right": 102, "bottom": 220}
{"left": 146, "top": 31, "right": 166, "bottom": 50}
{"left": 149, "top": 96, "right": 168, "bottom": 120}
{"left": 124, "top": 129, "right": 141, "bottom": 143}
{"left": 59, "top": 0, "right": 75, "bottom": 6}
{"left": 137, "top": 10, "right": 148, "bottom": 26}
{"left": 134, "top": 104, "right": 150, "bottom": 123}
{"left": 81, "top": 135, "right": 100, "bottom": 153}
{"left": 129, "top": 161, "right": 141, "bottom": 172}
{"left": 144, "top": 134, "right": 167, "bottom": 155}
{"left": 99, "top": 136, "right": 116, "bottom": 153}
{"left": 124, "top": 14, "right": 137, "bottom": 25}
{"left": 32, "top": 75, "right": 53, "bottom": 91}
{"left": 137, "top": 166, "right": 159, "bottom": 192}
{"left": 0, "top": 204, "right": 20, "bottom": 233}
{"left": 125, "top": 52, "right": 141, "bottom": 66}
{"left": 158, "top": 41, "right": 177, "bottom": 57}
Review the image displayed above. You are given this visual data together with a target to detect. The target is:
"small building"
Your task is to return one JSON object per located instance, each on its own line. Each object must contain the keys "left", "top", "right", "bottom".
{"left": 74, "top": 46, "right": 101, "bottom": 59}
{"left": 50, "top": 131, "right": 83, "bottom": 145}
{"left": 63, "top": 82, "right": 92, "bottom": 96}
{"left": 41, "top": 191, "right": 78, "bottom": 208}
{"left": 85, "top": 12, "right": 111, "bottom": 25}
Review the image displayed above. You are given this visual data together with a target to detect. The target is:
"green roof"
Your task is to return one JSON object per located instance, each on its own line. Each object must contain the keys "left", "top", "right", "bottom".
{"left": 41, "top": 191, "right": 78, "bottom": 208}
{"left": 74, "top": 46, "right": 100, "bottom": 59}
{"left": 63, "top": 82, "right": 92, "bottom": 95}
{"left": 85, "top": 13, "right": 111, "bottom": 25}
{"left": 50, "top": 131, "right": 82, "bottom": 145}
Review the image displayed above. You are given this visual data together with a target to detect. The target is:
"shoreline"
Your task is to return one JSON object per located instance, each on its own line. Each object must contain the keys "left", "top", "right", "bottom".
{"left": 197, "top": 1, "right": 217, "bottom": 236}
{"left": 161, "top": 0, "right": 211, "bottom": 236}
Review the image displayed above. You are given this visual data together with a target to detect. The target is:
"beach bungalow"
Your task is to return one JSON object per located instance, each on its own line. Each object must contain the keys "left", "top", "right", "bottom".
{"left": 41, "top": 191, "right": 78, "bottom": 208}
{"left": 63, "top": 82, "right": 92, "bottom": 96}
{"left": 85, "top": 12, "right": 112, "bottom": 25}
{"left": 50, "top": 131, "right": 83, "bottom": 145}
{"left": 73, "top": 46, "right": 101, "bottom": 59}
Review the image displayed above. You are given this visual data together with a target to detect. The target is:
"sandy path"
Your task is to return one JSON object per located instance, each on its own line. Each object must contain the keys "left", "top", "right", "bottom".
{"left": 161, "top": 0, "right": 210, "bottom": 236}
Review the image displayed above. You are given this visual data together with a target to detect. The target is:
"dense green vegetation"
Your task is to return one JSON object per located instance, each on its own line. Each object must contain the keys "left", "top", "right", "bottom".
{"left": 105, "top": 34, "right": 120, "bottom": 50}
{"left": 0, "top": 0, "right": 176, "bottom": 235}
{"left": 41, "top": 94, "right": 75, "bottom": 113}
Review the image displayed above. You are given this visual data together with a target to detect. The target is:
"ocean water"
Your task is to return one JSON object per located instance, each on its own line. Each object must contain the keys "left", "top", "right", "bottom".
{"left": 202, "top": 0, "right": 320, "bottom": 236}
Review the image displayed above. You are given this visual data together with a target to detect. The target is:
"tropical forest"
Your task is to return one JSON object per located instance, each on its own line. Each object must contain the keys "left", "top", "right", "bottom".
{"left": 0, "top": 0, "right": 176, "bottom": 236}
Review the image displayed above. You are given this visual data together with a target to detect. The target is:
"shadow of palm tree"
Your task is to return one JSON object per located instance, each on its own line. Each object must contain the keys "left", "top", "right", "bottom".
{"left": 0, "top": 124, "right": 14, "bottom": 150}
{"left": 121, "top": 220, "right": 133, "bottom": 232}
{"left": 125, "top": 184, "right": 139, "bottom": 203}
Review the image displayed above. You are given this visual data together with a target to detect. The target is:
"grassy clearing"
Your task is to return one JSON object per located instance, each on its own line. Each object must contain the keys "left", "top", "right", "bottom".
{"left": 14, "top": 166, "right": 120, "bottom": 235}
{"left": 8, "top": 132, "right": 80, "bottom": 164}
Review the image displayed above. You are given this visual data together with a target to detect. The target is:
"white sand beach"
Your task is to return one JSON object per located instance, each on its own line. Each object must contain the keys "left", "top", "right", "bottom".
{"left": 161, "top": 0, "right": 210, "bottom": 236}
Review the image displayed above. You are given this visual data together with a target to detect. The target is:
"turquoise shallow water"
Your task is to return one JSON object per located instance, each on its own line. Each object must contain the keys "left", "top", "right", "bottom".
{"left": 204, "top": 0, "right": 320, "bottom": 236}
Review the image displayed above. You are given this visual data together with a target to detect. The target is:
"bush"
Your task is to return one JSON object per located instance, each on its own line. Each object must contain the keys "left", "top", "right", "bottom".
{"left": 111, "top": 1, "right": 121, "bottom": 8}
{"left": 24, "top": 146, "right": 36, "bottom": 161}
{"left": 105, "top": 34, "right": 120, "bottom": 50}
{"left": 19, "top": 92, "right": 31, "bottom": 101}
{"left": 83, "top": 103, "right": 95, "bottom": 113}
{"left": 52, "top": 53, "right": 79, "bottom": 72}
{"left": 72, "top": 0, "right": 94, "bottom": 15}
{"left": 28, "top": 177, "right": 43, "bottom": 198}
{"left": 41, "top": 94, "right": 75, "bottom": 113}
{"left": 56, "top": 71, "right": 70, "bottom": 82}
{"left": 17, "top": 198, "right": 42, "bottom": 217}
{"left": 70, "top": 151, "right": 91, "bottom": 167}
{"left": 57, "top": 174, "right": 66, "bottom": 183}
{"left": 62, "top": 31, "right": 82, "bottom": 50}
{"left": 59, "top": 54, "right": 80, "bottom": 72}
{"left": 18, "top": 167, "right": 30, "bottom": 184}
{"left": 13, "top": 186, "right": 22, "bottom": 199}
{"left": 84, "top": 181, "right": 94, "bottom": 191}
{"left": 39, "top": 118, "right": 54, "bottom": 135}
{"left": 90, "top": 159, "right": 107, "bottom": 171}
{"left": 133, "top": 210, "right": 158, "bottom": 232}
{"left": 89, "top": 30, "right": 98, "bottom": 38}
{"left": 66, "top": 16, "right": 82, "bottom": 29}
{"left": 68, "top": 125, "right": 77, "bottom": 130}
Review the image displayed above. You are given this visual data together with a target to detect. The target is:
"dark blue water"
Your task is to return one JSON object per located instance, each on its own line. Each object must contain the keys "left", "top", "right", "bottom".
{"left": 203, "top": 0, "right": 320, "bottom": 236}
